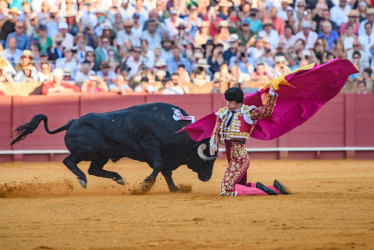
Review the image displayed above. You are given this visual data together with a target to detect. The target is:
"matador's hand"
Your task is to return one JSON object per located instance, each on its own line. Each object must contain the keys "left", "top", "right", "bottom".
{"left": 210, "top": 144, "right": 217, "bottom": 156}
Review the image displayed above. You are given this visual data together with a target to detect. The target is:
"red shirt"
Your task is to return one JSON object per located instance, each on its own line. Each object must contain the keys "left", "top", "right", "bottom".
{"left": 42, "top": 81, "right": 81, "bottom": 95}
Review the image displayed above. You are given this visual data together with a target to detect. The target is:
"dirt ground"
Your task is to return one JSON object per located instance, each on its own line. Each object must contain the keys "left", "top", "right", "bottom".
{"left": 0, "top": 159, "right": 373, "bottom": 250}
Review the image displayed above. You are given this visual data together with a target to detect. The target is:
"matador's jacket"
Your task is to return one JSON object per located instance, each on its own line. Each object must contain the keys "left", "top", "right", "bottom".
{"left": 209, "top": 93, "right": 278, "bottom": 195}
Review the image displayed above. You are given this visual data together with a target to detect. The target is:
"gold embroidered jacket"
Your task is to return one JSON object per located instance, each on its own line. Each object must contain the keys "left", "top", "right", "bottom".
{"left": 210, "top": 94, "right": 277, "bottom": 146}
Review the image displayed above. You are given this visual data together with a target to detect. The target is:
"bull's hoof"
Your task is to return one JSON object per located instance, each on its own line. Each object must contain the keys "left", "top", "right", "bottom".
{"left": 115, "top": 178, "right": 125, "bottom": 185}
{"left": 78, "top": 179, "right": 87, "bottom": 188}
{"left": 170, "top": 186, "right": 181, "bottom": 193}
{"left": 141, "top": 177, "right": 155, "bottom": 192}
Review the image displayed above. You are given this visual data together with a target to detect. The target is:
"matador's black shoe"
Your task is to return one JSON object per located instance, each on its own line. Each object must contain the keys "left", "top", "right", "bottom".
{"left": 256, "top": 182, "right": 278, "bottom": 195}
{"left": 273, "top": 179, "right": 291, "bottom": 195}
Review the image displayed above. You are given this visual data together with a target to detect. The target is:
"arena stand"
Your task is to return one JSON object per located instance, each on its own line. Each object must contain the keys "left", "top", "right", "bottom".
{"left": 1, "top": 93, "right": 373, "bottom": 162}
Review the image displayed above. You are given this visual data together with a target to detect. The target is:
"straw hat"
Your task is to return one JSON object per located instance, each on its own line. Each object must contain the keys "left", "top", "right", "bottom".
{"left": 196, "top": 58, "right": 210, "bottom": 68}
{"left": 21, "top": 50, "right": 33, "bottom": 58}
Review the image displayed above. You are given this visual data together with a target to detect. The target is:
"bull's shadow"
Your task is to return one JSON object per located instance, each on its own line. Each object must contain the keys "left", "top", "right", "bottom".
{"left": 11, "top": 103, "right": 217, "bottom": 192}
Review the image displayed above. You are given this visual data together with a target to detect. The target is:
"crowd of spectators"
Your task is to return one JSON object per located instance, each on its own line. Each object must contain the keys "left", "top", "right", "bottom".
{"left": 0, "top": 0, "right": 372, "bottom": 96}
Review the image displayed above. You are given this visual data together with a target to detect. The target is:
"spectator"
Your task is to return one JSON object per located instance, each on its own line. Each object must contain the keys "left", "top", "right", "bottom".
{"left": 278, "top": 24, "right": 296, "bottom": 49}
{"left": 285, "top": 6, "right": 297, "bottom": 30}
{"left": 127, "top": 46, "right": 143, "bottom": 79}
{"left": 81, "top": 75, "right": 109, "bottom": 93}
{"left": 97, "top": 60, "right": 116, "bottom": 85}
{"left": 75, "top": 60, "right": 96, "bottom": 87}
{"left": 268, "top": 7, "right": 285, "bottom": 36}
{"left": 273, "top": 55, "right": 290, "bottom": 77}
{"left": 361, "top": 67, "right": 373, "bottom": 91}
{"left": 63, "top": 68, "right": 75, "bottom": 84}
{"left": 347, "top": 40, "right": 369, "bottom": 69}
{"left": 248, "top": 8, "right": 262, "bottom": 34}
{"left": 194, "top": 21, "right": 211, "bottom": 48}
{"left": 117, "top": 19, "right": 140, "bottom": 54}
{"left": 55, "top": 47, "right": 78, "bottom": 80}
{"left": 35, "top": 24, "right": 52, "bottom": 52}
{"left": 14, "top": 64, "right": 39, "bottom": 82}
{"left": 359, "top": 22, "right": 374, "bottom": 59}
{"left": 42, "top": 68, "right": 80, "bottom": 94}
{"left": 37, "top": 62, "right": 53, "bottom": 84}
{"left": 209, "top": 45, "right": 225, "bottom": 75}
{"left": 15, "top": 49, "right": 35, "bottom": 72}
{"left": 46, "top": 5, "right": 60, "bottom": 39}
{"left": 37, "top": 1, "right": 50, "bottom": 24}
{"left": 295, "top": 21, "right": 318, "bottom": 50}
{"left": 131, "top": 13, "right": 143, "bottom": 39}
{"left": 340, "top": 9, "right": 360, "bottom": 36}
{"left": 95, "top": 36, "right": 119, "bottom": 66}
{"left": 211, "top": 80, "right": 222, "bottom": 94}
{"left": 74, "top": 33, "right": 94, "bottom": 65}
{"left": 191, "top": 58, "right": 213, "bottom": 94}
{"left": 160, "top": 36, "right": 173, "bottom": 61}
{"left": 351, "top": 51, "right": 363, "bottom": 78}
{"left": 215, "top": 20, "right": 231, "bottom": 50}
{"left": 164, "top": 9, "right": 183, "bottom": 38}
{"left": 318, "top": 21, "right": 339, "bottom": 50}
{"left": 0, "top": 7, "right": 19, "bottom": 46}
{"left": 173, "top": 22, "right": 194, "bottom": 46}
{"left": 2, "top": 37, "right": 22, "bottom": 67}
{"left": 237, "top": 18, "right": 256, "bottom": 47}
{"left": 108, "top": 74, "right": 133, "bottom": 95}
{"left": 134, "top": 76, "right": 157, "bottom": 93}
{"left": 177, "top": 64, "right": 191, "bottom": 93}
{"left": 330, "top": 0, "right": 351, "bottom": 27}
{"left": 47, "top": 33, "right": 65, "bottom": 62}
{"left": 79, "top": 0, "right": 98, "bottom": 31}
{"left": 26, "top": 12, "right": 38, "bottom": 38}
{"left": 258, "top": 20, "right": 279, "bottom": 50}
{"left": 162, "top": 73, "right": 187, "bottom": 94}
{"left": 340, "top": 24, "right": 357, "bottom": 51}
{"left": 223, "top": 34, "right": 239, "bottom": 63}
{"left": 0, "top": 0, "right": 8, "bottom": 22}
{"left": 356, "top": 80, "right": 367, "bottom": 94}
{"left": 30, "top": 42, "right": 41, "bottom": 62}
{"left": 315, "top": 8, "right": 338, "bottom": 34}
{"left": 314, "top": 38, "right": 328, "bottom": 62}
{"left": 166, "top": 44, "right": 191, "bottom": 74}
{"left": 5, "top": 21, "right": 30, "bottom": 50}
{"left": 247, "top": 37, "right": 265, "bottom": 65}
{"left": 238, "top": 2, "right": 251, "bottom": 21}
{"left": 0, "top": 57, "right": 15, "bottom": 83}
{"left": 141, "top": 18, "right": 162, "bottom": 51}
{"left": 358, "top": 1, "right": 368, "bottom": 23}
{"left": 213, "top": 63, "right": 235, "bottom": 89}
{"left": 203, "top": 39, "right": 215, "bottom": 59}
{"left": 65, "top": 10, "right": 79, "bottom": 36}
{"left": 58, "top": 21, "right": 74, "bottom": 49}
{"left": 140, "top": 39, "right": 155, "bottom": 69}
{"left": 250, "top": 62, "right": 272, "bottom": 87}
{"left": 153, "top": 59, "right": 170, "bottom": 88}
{"left": 287, "top": 52, "right": 299, "bottom": 71}
{"left": 278, "top": 0, "right": 292, "bottom": 21}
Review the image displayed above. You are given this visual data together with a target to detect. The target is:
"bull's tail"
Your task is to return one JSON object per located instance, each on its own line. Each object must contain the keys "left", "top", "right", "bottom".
{"left": 10, "top": 114, "right": 74, "bottom": 145}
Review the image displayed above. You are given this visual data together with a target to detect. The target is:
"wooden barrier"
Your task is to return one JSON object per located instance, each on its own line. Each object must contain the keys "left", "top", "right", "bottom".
{"left": 1, "top": 93, "right": 373, "bottom": 162}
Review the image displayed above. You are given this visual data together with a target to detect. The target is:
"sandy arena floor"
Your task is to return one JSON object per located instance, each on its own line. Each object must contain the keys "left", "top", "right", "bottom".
{"left": 0, "top": 159, "right": 373, "bottom": 250}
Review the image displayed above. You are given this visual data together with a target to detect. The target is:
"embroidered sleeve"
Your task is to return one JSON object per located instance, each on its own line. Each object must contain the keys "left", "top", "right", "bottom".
{"left": 241, "top": 105, "right": 257, "bottom": 125}
{"left": 250, "top": 93, "right": 278, "bottom": 121}
{"left": 209, "top": 116, "right": 221, "bottom": 147}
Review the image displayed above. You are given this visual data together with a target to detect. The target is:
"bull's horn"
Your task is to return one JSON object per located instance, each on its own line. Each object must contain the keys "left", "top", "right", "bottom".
{"left": 197, "top": 144, "right": 217, "bottom": 161}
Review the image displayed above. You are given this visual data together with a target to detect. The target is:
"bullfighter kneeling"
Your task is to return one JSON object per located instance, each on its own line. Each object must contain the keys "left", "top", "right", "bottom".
{"left": 209, "top": 86, "right": 290, "bottom": 196}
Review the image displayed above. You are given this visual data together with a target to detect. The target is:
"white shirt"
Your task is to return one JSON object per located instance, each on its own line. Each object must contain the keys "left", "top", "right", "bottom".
{"left": 116, "top": 30, "right": 140, "bottom": 47}
{"left": 62, "top": 33, "right": 74, "bottom": 49}
{"left": 358, "top": 32, "right": 374, "bottom": 57}
{"left": 140, "top": 31, "right": 162, "bottom": 51}
{"left": 2, "top": 48, "right": 22, "bottom": 66}
{"left": 295, "top": 30, "right": 318, "bottom": 49}
{"left": 330, "top": 5, "right": 351, "bottom": 26}
{"left": 126, "top": 56, "right": 142, "bottom": 78}
{"left": 258, "top": 29, "right": 280, "bottom": 50}
{"left": 55, "top": 58, "right": 78, "bottom": 80}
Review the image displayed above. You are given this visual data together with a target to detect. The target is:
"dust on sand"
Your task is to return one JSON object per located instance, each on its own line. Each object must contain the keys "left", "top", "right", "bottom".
{"left": 0, "top": 159, "right": 374, "bottom": 249}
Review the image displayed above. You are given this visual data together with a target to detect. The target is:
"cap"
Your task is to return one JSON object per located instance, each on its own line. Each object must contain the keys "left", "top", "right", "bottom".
{"left": 58, "top": 21, "right": 68, "bottom": 30}
{"left": 21, "top": 50, "right": 33, "bottom": 57}
{"left": 263, "top": 20, "right": 274, "bottom": 27}
{"left": 49, "top": 5, "right": 59, "bottom": 14}
{"left": 275, "top": 55, "right": 287, "bottom": 63}
{"left": 242, "top": 18, "right": 251, "bottom": 25}
{"left": 133, "top": 13, "right": 140, "bottom": 18}
{"left": 206, "top": 39, "right": 214, "bottom": 45}
{"left": 89, "top": 75, "right": 97, "bottom": 80}
{"left": 39, "top": 24, "right": 47, "bottom": 30}
{"left": 54, "top": 33, "right": 64, "bottom": 42}
{"left": 367, "top": 8, "right": 374, "bottom": 15}
{"left": 65, "top": 9, "right": 77, "bottom": 17}
{"left": 124, "top": 19, "right": 133, "bottom": 26}
{"left": 302, "top": 20, "right": 311, "bottom": 28}
{"left": 63, "top": 68, "right": 71, "bottom": 76}
{"left": 229, "top": 34, "right": 238, "bottom": 42}
{"left": 96, "top": 7, "right": 106, "bottom": 14}
{"left": 219, "top": 0, "right": 233, "bottom": 7}
{"left": 155, "top": 60, "right": 166, "bottom": 67}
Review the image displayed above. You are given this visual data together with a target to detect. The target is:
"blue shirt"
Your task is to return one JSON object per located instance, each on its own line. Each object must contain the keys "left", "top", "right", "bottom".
{"left": 248, "top": 18, "right": 263, "bottom": 34}
{"left": 5, "top": 32, "right": 30, "bottom": 50}
{"left": 166, "top": 56, "right": 191, "bottom": 74}
{"left": 318, "top": 31, "right": 340, "bottom": 50}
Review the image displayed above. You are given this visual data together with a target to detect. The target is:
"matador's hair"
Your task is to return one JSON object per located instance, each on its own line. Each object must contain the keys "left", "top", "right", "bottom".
{"left": 224, "top": 87, "right": 243, "bottom": 103}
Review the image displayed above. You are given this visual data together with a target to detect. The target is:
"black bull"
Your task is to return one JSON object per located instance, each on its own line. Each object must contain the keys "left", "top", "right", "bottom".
{"left": 11, "top": 103, "right": 217, "bottom": 192}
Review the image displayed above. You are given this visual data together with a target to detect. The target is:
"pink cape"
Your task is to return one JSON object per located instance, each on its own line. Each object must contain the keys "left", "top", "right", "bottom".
{"left": 178, "top": 59, "right": 359, "bottom": 141}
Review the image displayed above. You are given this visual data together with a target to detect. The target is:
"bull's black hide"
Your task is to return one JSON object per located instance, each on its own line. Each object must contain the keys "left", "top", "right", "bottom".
{"left": 11, "top": 103, "right": 217, "bottom": 192}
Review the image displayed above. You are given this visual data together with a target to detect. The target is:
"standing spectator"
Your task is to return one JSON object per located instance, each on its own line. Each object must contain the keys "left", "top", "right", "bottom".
{"left": 81, "top": 75, "right": 109, "bottom": 93}
{"left": 258, "top": 20, "right": 279, "bottom": 50}
{"left": 95, "top": 36, "right": 119, "bottom": 66}
{"left": 0, "top": 7, "right": 19, "bottom": 47}
{"left": 330, "top": 0, "right": 351, "bottom": 27}
{"left": 237, "top": 19, "right": 256, "bottom": 47}
{"left": 55, "top": 47, "right": 78, "bottom": 80}
{"left": 42, "top": 68, "right": 81, "bottom": 95}
{"left": 318, "top": 21, "right": 339, "bottom": 50}
{"left": 5, "top": 21, "right": 30, "bottom": 50}
{"left": 358, "top": 22, "right": 374, "bottom": 59}
{"left": 166, "top": 44, "right": 190, "bottom": 74}
{"left": 2, "top": 37, "right": 22, "bottom": 67}
{"left": 295, "top": 21, "right": 318, "bottom": 49}
{"left": 141, "top": 18, "right": 162, "bottom": 51}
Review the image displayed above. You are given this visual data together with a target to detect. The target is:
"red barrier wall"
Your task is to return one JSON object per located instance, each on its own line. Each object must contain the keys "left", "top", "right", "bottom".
{"left": 2, "top": 93, "right": 374, "bottom": 162}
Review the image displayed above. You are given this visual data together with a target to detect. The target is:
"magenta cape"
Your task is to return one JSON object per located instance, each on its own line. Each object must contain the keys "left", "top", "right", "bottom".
{"left": 178, "top": 59, "right": 358, "bottom": 141}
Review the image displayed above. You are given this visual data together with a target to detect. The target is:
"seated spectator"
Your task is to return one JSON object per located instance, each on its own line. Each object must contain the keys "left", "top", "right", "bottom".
{"left": 162, "top": 73, "right": 187, "bottom": 94}
{"left": 134, "top": 76, "right": 158, "bottom": 93}
{"left": 229, "top": 49, "right": 254, "bottom": 83}
{"left": 258, "top": 20, "right": 279, "bottom": 50}
{"left": 250, "top": 62, "right": 272, "bottom": 87}
{"left": 295, "top": 21, "right": 318, "bottom": 50}
{"left": 356, "top": 80, "right": 367, "bottom": 94}
{"left": 95, "top": 36, "right": 119, "bottom": 67}
{"left": 140, "top": 39, "right": 155, "bottom": 69}
{"left": 47, "top": 33, "right": 65, "bottom": 62}
{"left": 62, "top": 68, "right": 75, "bottom": 84}
{"left": 117, "top": 19, "right": 140, "bottom": 57}
{"left": 268, "top": 7, "right": 285, "bottom": 36}
{"left": 209, "top": 45, "right": 225, "bottom": 75}
{"left": 318, "top": 21, "right": 339, "bottom": 50}
{"left": 81, "top": 75, "right": 109, "bottom": 93}
{"left": 127, "top": 46, "right": 143, "bottom": 79}
{"left": 75, "top": 60, "right": 96, "bottom": 88}
{"left": 55, "top": 47, "right": 78, "bottom": 80}
{"left": 37, "top": 62, "right": 53, "bottom": 84}
{"left": 278, "top": 25, "right": 296, "bottom": 49}
{"left": 361, "top": 67, "right": 373, "bottom": 91}
{"left": 34, "top": 24, "right": 52, "bottom": 52}
{"left": 287, "top": 52, "right": 300, "bottom": 71}
{"left": 248, "top": 8, "right": 262, "bottom": 34}
{"left": 30, "top": 41, "right": 41, "bottom": 62}
{"left": 237, "top": 18, "right": 256, "bottom": 47}
{"left": 191, "top": 59, "right": 213, "bottom": 94}
{"left": 330, "top": 0, "right": 351, "bottom": 27}
{"left": 164, "top": 9, "right": 184, "bottom": 38}
{"left": 15, "top": 49, "right": 35, "bottom": 72}
{"left": 166, "top": 44, "right": 191, "bottom": 74}
{"left": 42, "top": 68, "right": 80, "bottom": 94}
{"left": 211, "top": 80, "right": 222, "bottom": 94}
{"left": 47, "top": 5, "right": 60, "bottom": 39}
{"left": 247, "top": 37, "right": 265, "bottom": 65}
{"left": 172, "top": 22, "right": 194, "bottom": 46}
{"left": 213, "top": 63, "right": 235, "bottom": 89}
{"left": 177, "top": 64, "right": 191, "bottom": 93}
{"left": 223, "top": 34, "right": 239, "bottom": 63}
{"left": 108, "top": 74, "right": 133, "bottom": 95}
{"left": 14, "top": 64, "right": 38, "bottom": 82}
{"left": 340, "top": 9, "right": 359, "bottom": 36}
{"left": 152, "top": 59, "right": 170, "bottom": 88}
{"left": 273, "top": 56, "right": 290, "bottom": 77}
{"left": 194, "top": 21, "right": 211, "bottom": 48}
{"left": 97, "top": 61, "right": 116, "bottom": 85}
{"left": 314, "top": 38, "right": 328, "bottom": 62}
{"left": 215, "top": 21, "right": 231, "bottom": 50}
{"left": 160, "top": 36, "right": 174, "bottom": 62}
{"left": 5, "top": 20, "right": 30, "bottom": 50}
{"left": 141, "top": 18, "right": 162, "bottom": 52}
{"left": 73, "top": 33, "right": 94, "bottom": 65}
{"left": 2, "top": 37, "right": 22, "bottom": 67}
{"left": 0, "top": 7, "right": 19, "bottom": 47}
{"left": 0, "top": 57, "right": 16, "bottom": 83}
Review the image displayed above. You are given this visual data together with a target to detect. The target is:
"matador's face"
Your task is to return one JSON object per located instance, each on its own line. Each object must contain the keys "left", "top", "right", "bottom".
{"left": 226, "top": 100, "right": 241, "bottom": 111}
